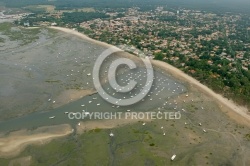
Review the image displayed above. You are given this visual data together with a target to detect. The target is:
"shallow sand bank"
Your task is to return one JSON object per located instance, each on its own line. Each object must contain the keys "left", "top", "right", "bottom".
{"left": 0, "top": 124, "right": 72, "bottom": 158}
{"left": 53, "top": 89, "right": 96, "bottom": 108}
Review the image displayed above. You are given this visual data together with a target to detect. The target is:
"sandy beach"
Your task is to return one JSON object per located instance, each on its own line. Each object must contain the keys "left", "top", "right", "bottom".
{"left": 50, "top": 26, "right": 113, "bottom": 48}
{"left": 53, "top": 89, "right": 96, "bottom": 108}
{"left": 50, "top": 26, "right": 250, "bottom": 125}
{"left": 0, "top": 124, "right": 72, "bottom": 157}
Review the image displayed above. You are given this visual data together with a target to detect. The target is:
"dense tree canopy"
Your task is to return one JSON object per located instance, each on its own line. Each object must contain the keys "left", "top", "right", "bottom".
{"left": 62, "top": 12, "right": 108, "bottom": 24}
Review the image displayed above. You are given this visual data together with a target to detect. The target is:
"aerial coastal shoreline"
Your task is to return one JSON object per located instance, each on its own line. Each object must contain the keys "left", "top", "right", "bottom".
{"left": 0, "top": 26, "right": 249, "bottom": 159}
{"left": 51, "top": 26, "right": 250, "bottom": 125}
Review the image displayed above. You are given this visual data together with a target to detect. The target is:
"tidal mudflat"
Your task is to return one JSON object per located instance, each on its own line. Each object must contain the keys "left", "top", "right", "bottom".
{"left": 0, "top": 24, "right": 186, "bottom": 133}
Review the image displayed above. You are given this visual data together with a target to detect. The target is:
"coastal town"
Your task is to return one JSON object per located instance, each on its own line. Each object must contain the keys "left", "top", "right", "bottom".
{"left": 79, "top": 7, "right": 250, "bottom": 69}
{"left": 12, "top": 6, "right": 250, "bottom": 70}
{"left": 0, "top": 10, "right": 29, "bottom": 23}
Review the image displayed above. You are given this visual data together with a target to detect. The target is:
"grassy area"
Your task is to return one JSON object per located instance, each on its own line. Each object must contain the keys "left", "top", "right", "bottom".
{"left": 23, "top": 5, "right": 94, "bottom": 14}
{"left": 46, "top": 28, "right": 60, "bottom": 38}
{"left": 23, "top": 5, "right": 47, "bottom": 13}
{"left": 24, "top": 5, "right": 55, "bottom": 13}
{"left": 45, "top": 80, "right": 61, "bottom": 83}
{"left": 245, "top": 133, "right": 250, "bottom": 141}
{"left": 0, "top": 22, "right": 11, "bottom": 31}
{"left": 3, "top": 8, "right": 26, "bottom": 15}
{"left": 77, "top": 7, "right": 95, "bottom": 12}
{"left": 0, "top": 89, "right": 247, "bottom": 165}
{"left": 0, "top": 37, "right": 5, "bottom": 43}
{"left": 0, "top": 158, "right": 9, "bottom": 166}
{"left": 0, "top": 22, "right": 41, "bottom": 45}
{"left": 1, "top": 113, "right": 246, "bottom": 166}
{"left": 38, "top": 5, "right": 55, "bottom": 12}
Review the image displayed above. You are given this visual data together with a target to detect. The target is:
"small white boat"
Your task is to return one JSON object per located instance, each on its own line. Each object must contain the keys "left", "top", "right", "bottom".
{"left": 48, "top": 99, "right": 51, "bottom": 102}
{"left": 109, "top": 132, "right": 114, "bottom": 137}
{"left": 64, "top": 112, "right": 69, "bottom": 114}
{"left": 87, "top": 73, "right": 91, "bottom": 76}
{"left": 171, "top": 154, "right": 176, "bottom": 161}
{"left": 49, "top": 116, "right": 55, "bottom": 119}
